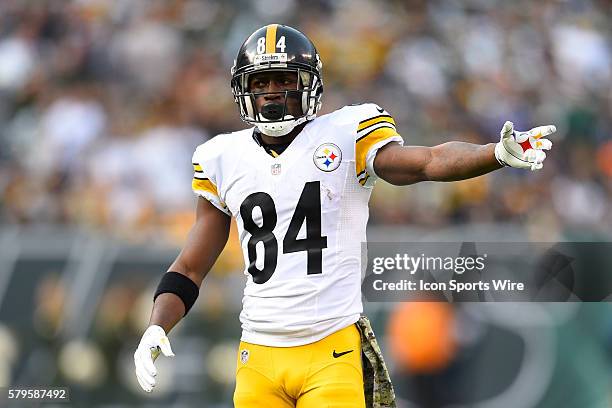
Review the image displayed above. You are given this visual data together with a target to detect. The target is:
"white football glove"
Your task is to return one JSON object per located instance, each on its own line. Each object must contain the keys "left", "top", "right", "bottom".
{"left": 134, "top": 325, "right": 175, "bottom": 393}
{"left": 494, "top": 121, "right": 556, "bottom": 170}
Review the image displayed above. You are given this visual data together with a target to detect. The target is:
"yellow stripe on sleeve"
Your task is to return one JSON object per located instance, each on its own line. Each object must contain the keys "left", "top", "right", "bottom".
{"left": 355, "top": 127, "right": 400, "bottom": 176}
{"left": 192, "top": 163, "right": 203, "bottom": 172}
{"left": 192, "top": 177, "right": 219, "bottom": 196}
{"left": 357, "top": 115, "right": 395, "bottom": 132}
{"left": 266, "top": 24, "right": 278, "bottom": 54}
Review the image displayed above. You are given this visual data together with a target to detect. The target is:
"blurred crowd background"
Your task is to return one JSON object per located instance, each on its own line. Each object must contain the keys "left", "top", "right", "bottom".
{"left": 1, "top": 0, "right": 611, "bottom": 241}
{"left": 0, "top": 0, "right": 610, "bottom": 407}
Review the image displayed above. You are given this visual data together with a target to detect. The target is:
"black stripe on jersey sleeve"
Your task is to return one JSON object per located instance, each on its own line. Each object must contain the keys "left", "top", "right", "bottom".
{"left": 358, "top": 114, "right": 393, "bottom": 125}
{"left": 356, "top": 124, "right": 397, "bottom": 143}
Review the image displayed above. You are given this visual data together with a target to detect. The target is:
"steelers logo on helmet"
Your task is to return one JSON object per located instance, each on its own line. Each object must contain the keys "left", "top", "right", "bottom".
{"left": 231, "top": 24, "right": 324, "bottom": 137}
{"left": 313, "top": 143, "right": 342, "bottom": 172}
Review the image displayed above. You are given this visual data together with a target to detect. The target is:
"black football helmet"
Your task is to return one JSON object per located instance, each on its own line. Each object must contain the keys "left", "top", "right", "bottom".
{"left": 231, "top": 24, "right": 323, "bottom": 136}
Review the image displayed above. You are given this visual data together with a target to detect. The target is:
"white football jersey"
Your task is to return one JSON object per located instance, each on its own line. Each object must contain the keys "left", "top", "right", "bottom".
{"left": 192, "top": 103, "right": 403, "bottom": 346}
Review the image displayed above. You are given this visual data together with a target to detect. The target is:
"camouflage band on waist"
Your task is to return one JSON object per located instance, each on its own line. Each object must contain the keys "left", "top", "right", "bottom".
{"left": 356, "top": 315, "right": 396, "bottom": 408}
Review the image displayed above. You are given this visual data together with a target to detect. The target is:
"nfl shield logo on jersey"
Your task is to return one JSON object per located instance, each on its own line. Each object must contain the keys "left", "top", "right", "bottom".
{"left": 313, "top": 143, "right": 342, "bottom": 172}
{"left": 271, "top": 163, "right": 281, "bottom": 175}
{"left": 240, "top": 349, "right": 249, "bottom": 364}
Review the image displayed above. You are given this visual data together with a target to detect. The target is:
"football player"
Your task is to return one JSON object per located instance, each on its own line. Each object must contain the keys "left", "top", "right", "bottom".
{"left": 134, "top": 24, "right": 555, "bottom": 407}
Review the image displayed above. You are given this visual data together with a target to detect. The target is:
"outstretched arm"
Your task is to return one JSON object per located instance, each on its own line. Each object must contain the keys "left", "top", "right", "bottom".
{"left": 374, "top": 122, "right": 556, "bottom": 186}
{"left": 374, "top": 142, "right": 501, "bottom": 185}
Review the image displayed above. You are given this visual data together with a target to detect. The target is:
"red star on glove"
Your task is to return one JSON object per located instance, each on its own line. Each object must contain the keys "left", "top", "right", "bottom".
{"left": 518, "top": 139, "right": 532, "bottom": 153}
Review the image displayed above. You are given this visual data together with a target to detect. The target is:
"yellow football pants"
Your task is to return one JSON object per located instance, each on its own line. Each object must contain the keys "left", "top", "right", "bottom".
{"left": 234, "top": 324, "right": 365, "bottom": 408}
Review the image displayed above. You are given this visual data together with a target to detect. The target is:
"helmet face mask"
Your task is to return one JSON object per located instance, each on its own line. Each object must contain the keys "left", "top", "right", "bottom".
{"left": 231, "top": 25, "right": 323, "bottom": 137}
